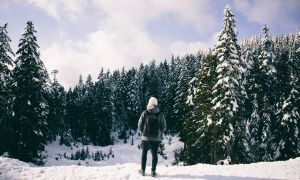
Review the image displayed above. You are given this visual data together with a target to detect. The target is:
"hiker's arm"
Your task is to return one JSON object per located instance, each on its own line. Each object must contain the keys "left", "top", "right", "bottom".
{"left": 160, "top": 115, "right": 166, "bottom": 133}
{"left": 138, "top": 112, "right": 145, "bottom": 132}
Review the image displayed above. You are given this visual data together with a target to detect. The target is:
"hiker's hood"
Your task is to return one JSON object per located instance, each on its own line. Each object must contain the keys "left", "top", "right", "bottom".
{"left": 147, "top": 97, "right": 158, "bottom": 110}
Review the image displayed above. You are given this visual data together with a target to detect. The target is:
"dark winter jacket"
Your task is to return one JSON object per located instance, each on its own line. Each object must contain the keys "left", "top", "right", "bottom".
{"left": 138, "top": 106, "right": 166, "bottom": 141}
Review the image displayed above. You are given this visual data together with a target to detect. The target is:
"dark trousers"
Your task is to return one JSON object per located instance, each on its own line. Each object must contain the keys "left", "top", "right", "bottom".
{"left": 141, "top": 140, "right": 160, "bottom": 172}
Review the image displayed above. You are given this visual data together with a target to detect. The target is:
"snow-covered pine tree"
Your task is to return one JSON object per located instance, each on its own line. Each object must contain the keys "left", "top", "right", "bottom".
{"left": 257, "top": 25, "right": 277, "bottom": 161}
{"left": 119, "top": 68, "right": 130, "bottom": 131}
{"left": 173, "top": 57, "right": 191, "bottom": 134}
{"left": 157, "top": 60, "right": 170, "bottom": 115}
{"left": 10, "top": 21, "right": 50, "bottom": 164}
{"left": 164, "top": 55, "right": 180, "bottom": 132}
{"left": 110, "top": 69, "right": 128, "bottom": 133}
{"left": 65, "top": 88, "right": 77, "bottom": 141}
{"left": 185, "top": 54, "right": 202, "bottom": 106}
{"left": 173, "top": 55, "right": 199, "bottom": 136}
{"left": 94, "top": 68, "right": 112, "bottom": 146}
{"left": 110, "top": 70, "right": 120, "bottom": 131}
{"left": 296, "top": 32, "right": 300, "bottom": 142}
{"left": 71, "top": 75, "right": 87, "bottom": 142}
{"left": 276, "top": 32, "right": 300, "bottom": 160}
{"left": 84, "top": 74, "right": 97, "bottom": 144}
{"left": 211, "top": 5, "right": 247, "bottom": 163}
{"left": 183, "top": 52, "right": 215, "bottom": 164}
{"left": 137, "top": 64, "right": 148, "bottom": 111}
{"left": 272, "top": 35, "right": 291, "bottom": 158}
{"left": 180, "top": 54, "right": 201, "bottom": 144}
{"left": 0, "top": 23, "right": 14, "bottom": 155}
{"left": 47, "top": 74, "right": 66, "bottom": 142}
{"left": 76, "top": 74, "right": 89, "bottom": 144}
{"left": 125, "top": 68, "right": 140, "bottom": 129}
{"left": 242, "top": 38, "right": 263, "bottom": 162}
{"left": 147, "top": 60, "right": 159, "bottom": 98}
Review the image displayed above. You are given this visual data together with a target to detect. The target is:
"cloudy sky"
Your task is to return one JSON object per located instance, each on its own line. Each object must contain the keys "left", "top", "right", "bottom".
{"left": 1, "top": 0, "right": 299, "bottom": 87}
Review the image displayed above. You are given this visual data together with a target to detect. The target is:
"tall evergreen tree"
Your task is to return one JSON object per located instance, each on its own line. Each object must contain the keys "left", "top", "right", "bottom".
{"left": 183, "top": 52, "right": 215, "bottom": 164}
{"left": 110, "top": 70, "right": 124, "bottom": 131}
{"left": 119, "top": 68, "right": 130, "bottom": 130}
{"left": 157, "top": 60, "right": 170, "bottom": 114}
{"left": 178, "top": 54, "right": 201, "bottom": 144}
{"left": 147, "top": 60, "right": 159, "bottom": 98}
{"left": 172, "top": 55, "right": 199, "bottom": 136}
{"left": 257, "top": 25, "right": 277, "bottom": 161}
{"left": 47, "top": 75, "right": 65, "bottom": 142}
{"left": 70, "top": 75, "right": 86, "bottom": 142}
{"left": 93, "top": 69, "right": 113, "bottom": 146}
{"left": 125, "top": 68, "right": 140, "bottom": 129}
{"left": 10, "top": 21, "right": 50, "bottom": 164}
{"left": 173, "top": 57, "right": 190, "bottom": 134}
{"left": 211, "top": 5, "right": 247, "bottom": 163}
{"left": 276, "top": 33, "right": 300, "bottom": 160}
{"left": 65, "top": 88, "right": 76, "bottom": 140}
{"left": 243, "top": 38, "right": 263, "bottom": 162}
{"left": 0, "top": 23, "right": 14, "bottom": 155}
{"left": 165, "top": 56, "right": 180, "bottom": 132}
{"left": 84, "top": 74, "right": 96, "bottom": 143}
{"left": 138, "top": 64, "right": 150, "bottom": 110}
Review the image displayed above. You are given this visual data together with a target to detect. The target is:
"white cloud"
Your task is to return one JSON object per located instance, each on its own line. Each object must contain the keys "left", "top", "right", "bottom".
{"left": 170, "top": 32, "right": 219, "bottom": 56}
{"left": 41, "top": 41, "right": 91, "bottom": 88}
{"left": 25, "top": 0, "right": 89, "bottom": 22}
{"left": 27, "top": 0, "right": 219, "bottom": 87}
{"left": 41, "top": 21, "right": 166, "bottom": 87}
{"left": 233, "top": 0, "right": 300, "bottom": 29}
{"left": 92, "top": 0, "right": 217, "bottom": 32}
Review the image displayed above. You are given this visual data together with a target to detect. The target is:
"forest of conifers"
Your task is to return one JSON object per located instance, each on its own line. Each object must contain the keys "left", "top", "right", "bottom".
{"left": 0, "top": 6, "right": 299, "bottom": 165}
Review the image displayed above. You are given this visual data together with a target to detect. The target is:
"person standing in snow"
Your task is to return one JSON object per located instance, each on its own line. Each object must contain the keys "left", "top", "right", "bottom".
{"left": 138, "top": 97, "right": 166, "bottom": 177}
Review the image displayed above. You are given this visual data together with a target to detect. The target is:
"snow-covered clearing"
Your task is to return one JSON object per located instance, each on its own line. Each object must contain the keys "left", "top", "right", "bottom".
{"left": 1, "top": 156, "right": 300, "bottom": 180}
{"left": 44, "top": 133, "right": 183, "bottom": 167}
{"left": 0, "top": 134, "right": 299, "bottom": 180}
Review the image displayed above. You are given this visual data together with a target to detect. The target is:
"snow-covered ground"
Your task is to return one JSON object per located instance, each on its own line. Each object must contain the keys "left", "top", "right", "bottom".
{"left": 1, "top": 156, "right": 300, "bottom": 180}
{"left": 44, "top": 133, "right": 183, "bottom": 167}
{"left": 0, "top": 134, "right": 300, "bottom": 180}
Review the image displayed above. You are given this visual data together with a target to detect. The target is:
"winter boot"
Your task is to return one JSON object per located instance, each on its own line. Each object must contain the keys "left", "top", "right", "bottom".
{"left": 138, "top": 169, "right": 145, "bottom": 176}
{"left": 151, "top": 171, "right": 156, "bottom": 177}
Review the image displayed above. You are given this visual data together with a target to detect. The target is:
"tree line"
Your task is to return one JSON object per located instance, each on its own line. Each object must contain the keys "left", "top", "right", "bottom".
{"left": 182, "top": 5, "right": 300, "bottom": 165}
{"left": 0, "top": 5, "right": 299, "bottom": 165}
